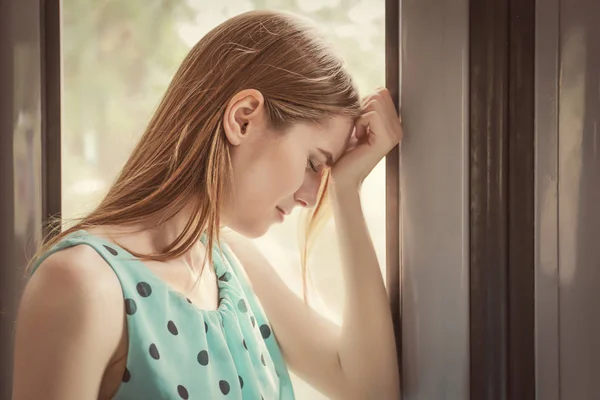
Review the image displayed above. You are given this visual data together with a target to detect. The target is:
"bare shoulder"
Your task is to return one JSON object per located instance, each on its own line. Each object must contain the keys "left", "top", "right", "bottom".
{"left": 25, "top": 243, "right": 124, "bottom": 308}
{"left": 13, "top": 244, "right": 124, "bottom": 399}
{"left": 18, "top": 242, "right": 125, "bottom": 351}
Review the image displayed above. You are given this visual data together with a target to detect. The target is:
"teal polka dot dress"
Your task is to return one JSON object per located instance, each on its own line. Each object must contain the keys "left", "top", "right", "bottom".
{"left": 31, "top": 230, "right": 296, "bottom": 399}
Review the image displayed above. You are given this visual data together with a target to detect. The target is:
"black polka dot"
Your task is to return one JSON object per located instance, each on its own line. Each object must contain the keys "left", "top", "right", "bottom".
{"left": 204, "top": 321, "right": 208, "bottom": 333}
{"left": 250, "top": 316, "right": 256, "bottom": 327}
{"left": 124, "top": 299, "right": 137, "bottom": 315}
{"left": 197, "top": 350, "right": 209, "bottom": 366}
{"left": 239, "top": 375, "right": 244, "bottom": 388}
{"left": 136, "top": 282, "right": 152, "bottom": 297}
{"left": 122, "top": 367, "right": 131, "bottom": 382}
{"left": 261, "top": 353, "right": 266, "bottom": 366}
{"left": 219, "top": 380, "right": 230, "bottom": 395}
{"left": 103, "top": 245, "right": 118, "bottom": 256}
{"left": 238, "top": 299, "right": 248, "bottom": 313}
{"left": 219, "top": 272, "right": 231, "bottom": 282}
{"left": 243, "top": 339, "right": 247, "bottom": 350}
{"left": 167, "top": 320, "right": 178, "bottom": 335}
{"left": 149, "top": 343, "right": 160, "bottom": 360}
{"left": 260, "top": 324, "right": 272, "bottom": 339}
{"left": 177, "top": 385, "right": 189, "bottom": 399}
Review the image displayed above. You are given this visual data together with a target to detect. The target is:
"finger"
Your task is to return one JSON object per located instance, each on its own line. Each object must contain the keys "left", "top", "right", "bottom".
{"left": 355, "top": 114, "right": 369, "bottom": 140}
{"left": 344, "top": 134, "right": 359, "bottom": 153}
{"left": 375, "top": 87, "right": 395, "bottom": 108}
{"left": 371, "top": 88, "right": 399, "bottom": 119}
{"left": 364, "top": 96, "right": 400, "bottom": 136}
{"left": 355, "top": 123, "right": 367, "bottom": 141}
{"left": 360, "top": 95, "right": 373, "bottom": 109}
{"left": 377, "top": 87, "right": 393, "bottom": 104}
{"left": 361, "top": 88, "right": 383, "bottom": 107}
{"left": 355, "top": 110, "right": 376, "bottom": 131}
{"left": 362, "top": 101, "right": 387, "bottom": 136}
{"left": 355, "top": 111, "right": 382, "bottom": 141}
{"left": 363, "top": 98, "right": 385, "bottom": 115}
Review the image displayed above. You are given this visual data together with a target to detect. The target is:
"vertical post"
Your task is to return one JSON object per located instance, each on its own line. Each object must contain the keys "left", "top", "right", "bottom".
{"left": 469, "top": 0, "right": 536, "bottom": 397}
{"left": 0, "top": 0, "right": 62, "bottom": 397}
{"left": 41, "top": 0, "right": 62, "bottom": 237}
{"left": 385, "top": 0, "right": 401, "bottom": 385}
{"left": 0, "top": 1, "right": 18, "bottom": 395}
{"left": 400, "top": 0, "right": 470, "bottom": 397}
{"left": 507, "top": 0, "right": 536, "bottom": 397}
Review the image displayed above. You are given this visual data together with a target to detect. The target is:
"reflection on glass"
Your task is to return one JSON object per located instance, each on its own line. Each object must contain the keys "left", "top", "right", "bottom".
{"left": 62, "top": 1, "right": 384, "bottom": 397}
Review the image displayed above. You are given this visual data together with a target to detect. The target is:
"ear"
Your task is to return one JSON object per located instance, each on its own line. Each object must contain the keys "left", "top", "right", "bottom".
{"left": 223, "top": 89, "right": 265, "bottom": 146}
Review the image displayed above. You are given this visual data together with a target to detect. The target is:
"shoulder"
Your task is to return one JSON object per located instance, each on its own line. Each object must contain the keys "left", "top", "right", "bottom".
{"left": 19, "top": 243, "right": 124, "bottom": 354}
{"left": 28, "top": 243, "right": 123, "bottom": 303}
{"left": 13, "top": 243, "right": 126, "bottom": 397}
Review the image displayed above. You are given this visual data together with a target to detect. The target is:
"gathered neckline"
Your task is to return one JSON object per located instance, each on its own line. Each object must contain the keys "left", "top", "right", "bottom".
{"left": 73, "top": 229, "right": 235, "bottom": 316}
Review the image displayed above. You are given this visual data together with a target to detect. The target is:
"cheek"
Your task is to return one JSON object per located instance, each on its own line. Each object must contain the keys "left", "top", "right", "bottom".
{"left": 222, "top": 140, "right": 308, "bottom": 236}
{"left": 231, "top": 142, "right": 304, "bottom": 204}
{"left": 274, "top": 143, "right": 307, "bottom": 193}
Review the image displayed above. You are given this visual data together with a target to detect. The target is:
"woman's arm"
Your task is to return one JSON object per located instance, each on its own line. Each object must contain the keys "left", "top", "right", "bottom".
{"left": 12, "top": 246, "right": 123, "bottom": 400}
{"left": 222, "top": 234, "right": 352, "bottom": 398}
{"left": 223, "top": 210, "right": 399, "bottom": 400}
{"left": 329, "top": 181, "right": 400, "bottom": 399}
{"left": 326, "top": 87, "right": 402, "bottom": 398}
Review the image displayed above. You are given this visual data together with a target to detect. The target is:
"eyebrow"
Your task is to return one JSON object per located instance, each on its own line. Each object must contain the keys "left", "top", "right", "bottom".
{"left": 317, "top": 148, "right": 334, "bottom": 166}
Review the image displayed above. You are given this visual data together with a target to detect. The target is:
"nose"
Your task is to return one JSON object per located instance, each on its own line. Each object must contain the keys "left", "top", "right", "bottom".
{"left": 294, "top": 172, "right": 322, "bottom": 209}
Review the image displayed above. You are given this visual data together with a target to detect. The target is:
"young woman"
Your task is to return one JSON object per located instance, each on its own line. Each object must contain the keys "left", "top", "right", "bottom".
{"left": 12, "top": 10, "right": 401, "bottom": 400}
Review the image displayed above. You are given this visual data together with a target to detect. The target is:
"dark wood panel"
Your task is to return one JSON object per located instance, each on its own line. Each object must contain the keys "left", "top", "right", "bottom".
{"left": 507, "top": 0, "right": 536, "bottom": 397}
{"left": 0, "top": 1, "right": 17, "bottom": 398}
{"left": 469, "top": 0, "right": 509, "bottom": 396}
{"left": 385, "top": 0, "right": 401, "bottom": 388}
{"left": 469, "top": 0, "right": 536, "bottom": 398}
{"left": 40, "top": 0, "right": 62, "bottom": 237}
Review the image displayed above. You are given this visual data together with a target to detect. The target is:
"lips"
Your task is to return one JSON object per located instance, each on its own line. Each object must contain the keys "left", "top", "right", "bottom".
{"left": 276, "top": 206, "right": 290, "bottom": 216}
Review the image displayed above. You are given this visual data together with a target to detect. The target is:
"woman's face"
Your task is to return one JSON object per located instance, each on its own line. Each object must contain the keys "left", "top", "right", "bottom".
{"left": 221, "top": 90, "right": 354, "bottom": 238}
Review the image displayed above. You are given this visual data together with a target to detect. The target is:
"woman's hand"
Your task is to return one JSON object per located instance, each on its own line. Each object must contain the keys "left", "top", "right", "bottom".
{"left": 330, "top": 87, "right": 403, "bottom": 188}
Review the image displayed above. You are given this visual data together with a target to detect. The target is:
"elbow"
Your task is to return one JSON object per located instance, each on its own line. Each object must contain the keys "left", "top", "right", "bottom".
{"left": 336, "top": 367, "right": 400, "bottom": 400}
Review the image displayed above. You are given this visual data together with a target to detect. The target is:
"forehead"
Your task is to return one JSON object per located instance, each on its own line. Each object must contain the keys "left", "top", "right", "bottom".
{"left": 292, "top": 115, "right": 355, "bottom": 157}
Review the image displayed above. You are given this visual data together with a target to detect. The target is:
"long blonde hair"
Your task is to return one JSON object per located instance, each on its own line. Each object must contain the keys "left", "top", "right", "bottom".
{"left": 31, "top": 10, "right": 361, "bottom": 299}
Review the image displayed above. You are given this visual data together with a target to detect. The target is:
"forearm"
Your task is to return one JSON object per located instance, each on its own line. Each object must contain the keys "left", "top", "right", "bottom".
{"left": 330, "top": 182, "right": 400, "bottom": 399}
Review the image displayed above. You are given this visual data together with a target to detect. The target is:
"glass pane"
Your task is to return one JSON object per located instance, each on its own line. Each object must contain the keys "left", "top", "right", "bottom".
{"left": 62, "top": 1, "right": 385, "bottom": 398}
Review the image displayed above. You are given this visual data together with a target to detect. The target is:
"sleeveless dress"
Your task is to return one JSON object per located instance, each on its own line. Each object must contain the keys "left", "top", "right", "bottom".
{"left": 30, "top": 229, "right": 296, "bottom": 400}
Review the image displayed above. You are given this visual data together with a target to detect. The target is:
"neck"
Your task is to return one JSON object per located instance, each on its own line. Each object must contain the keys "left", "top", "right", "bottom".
{"left": 104, "top": 204, "right": 207, "bottom": 269}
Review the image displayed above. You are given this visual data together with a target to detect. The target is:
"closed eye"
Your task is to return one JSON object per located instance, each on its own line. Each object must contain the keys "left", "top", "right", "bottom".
{"left": 307, "top": 158, "right": 320, "bottom": 173}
